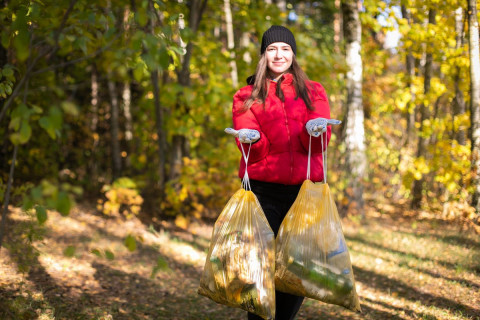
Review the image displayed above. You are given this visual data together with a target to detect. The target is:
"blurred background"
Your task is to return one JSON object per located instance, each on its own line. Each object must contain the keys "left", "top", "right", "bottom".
{"left": 1, "top": 1, "right": 480, "bottom": 319}
{"left": 1, "top": 0, "right": 479, "bottom": 223}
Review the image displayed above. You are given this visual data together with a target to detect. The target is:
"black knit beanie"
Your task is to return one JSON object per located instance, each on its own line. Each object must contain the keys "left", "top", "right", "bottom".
{"left": 260, "top": 25, "right": 297, "bottom": 55}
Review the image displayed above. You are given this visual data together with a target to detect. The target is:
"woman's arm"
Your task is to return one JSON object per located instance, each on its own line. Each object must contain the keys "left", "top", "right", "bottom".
{"left": 232, "top": 89, "right": 269, "bottom": 163}
{"left": 300, "top": 82, "right": 332, "bottom": 153}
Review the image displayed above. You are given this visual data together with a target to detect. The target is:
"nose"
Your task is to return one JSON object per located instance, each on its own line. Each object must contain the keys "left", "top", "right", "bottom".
{"left": 275, "top": 49, "right": 282, "bottom": 59}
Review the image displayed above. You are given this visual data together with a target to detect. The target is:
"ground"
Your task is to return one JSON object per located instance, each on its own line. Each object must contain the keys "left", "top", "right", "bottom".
{"left": 0, "top": 201, "right": 479, "bottom": 320}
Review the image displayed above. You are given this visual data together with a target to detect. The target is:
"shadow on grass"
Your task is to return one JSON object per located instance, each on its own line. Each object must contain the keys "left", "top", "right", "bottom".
{"left": 347, "top": 234, "right": 480, "bottom": 274}
{"left": 350, "top": 242, "right": 480, "bottom": 291}
{"left": 361, "top": 296, "right": 438, "bottom": 320}
{"left": 353, "top": 265, "right": 480, "bottom": 319}
{"left": 394, "top": 228, "right": 480, "bottom": 251}
{"left": 1, "top": 212, "right": 233, "bottom": 320}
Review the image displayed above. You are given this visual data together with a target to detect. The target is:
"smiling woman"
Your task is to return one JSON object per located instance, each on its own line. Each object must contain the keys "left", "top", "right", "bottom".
{"left": 223, "top": 25, "right": 337, "bottom": 320}
{"left": 265, "top": 43, "right": 294, "bottom": 79}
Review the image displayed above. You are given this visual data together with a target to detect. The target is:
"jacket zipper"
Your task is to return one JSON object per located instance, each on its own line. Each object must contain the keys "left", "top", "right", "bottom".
{"left": 281, "top": 100, "right": 294, "bottom": 184}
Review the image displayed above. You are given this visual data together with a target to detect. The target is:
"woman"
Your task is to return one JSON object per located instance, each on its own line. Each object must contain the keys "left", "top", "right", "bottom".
{"left": 225, "top": 25, "right": 333, "bottom": 320}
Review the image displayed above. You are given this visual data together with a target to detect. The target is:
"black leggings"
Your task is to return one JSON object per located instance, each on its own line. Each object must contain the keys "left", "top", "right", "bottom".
{"left": 247, "top": 180, "right": 305, "bottom": 320}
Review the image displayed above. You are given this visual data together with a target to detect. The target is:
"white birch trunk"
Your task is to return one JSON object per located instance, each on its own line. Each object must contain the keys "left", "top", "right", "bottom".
{"left": 468, "top": 0, "right": 480, "bottom": 211}
{"left": 342, "top": 0, "right": 367, "bottom": 216}
{"left": 224, "top": 0, "right": 238, "bottom": 88}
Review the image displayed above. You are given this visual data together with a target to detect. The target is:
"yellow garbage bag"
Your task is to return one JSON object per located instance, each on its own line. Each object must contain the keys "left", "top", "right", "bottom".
{"left": 275, "top": 180, "right": 361, "bottom": 312}
{"left": 198, "top": 188, "right": 276, "bottom": 319}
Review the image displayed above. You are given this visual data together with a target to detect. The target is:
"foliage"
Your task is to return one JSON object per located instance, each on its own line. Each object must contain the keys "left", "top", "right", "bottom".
{"left": 0, "top": 0, "right": 479, "bottom": 277}
{"left": 98, "top": 177, "right": 143, "bottom": 218}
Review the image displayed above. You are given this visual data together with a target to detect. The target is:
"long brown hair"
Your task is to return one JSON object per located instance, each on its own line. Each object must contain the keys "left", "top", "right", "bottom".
{"left": 243, "top": 54, "right": 316, "bottom": 111}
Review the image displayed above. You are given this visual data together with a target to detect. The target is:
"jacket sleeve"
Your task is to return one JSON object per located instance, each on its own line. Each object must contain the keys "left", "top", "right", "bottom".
{"left": 232, "top": 88, "right": 269, "bottom": 163}
{"left": 300, "top": 82, "right": 332, "bottom": 154}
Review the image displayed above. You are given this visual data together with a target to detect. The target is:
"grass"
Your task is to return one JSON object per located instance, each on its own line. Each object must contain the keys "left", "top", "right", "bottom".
{"left": 0, "top": 203, "right": 479, "bottom": 320}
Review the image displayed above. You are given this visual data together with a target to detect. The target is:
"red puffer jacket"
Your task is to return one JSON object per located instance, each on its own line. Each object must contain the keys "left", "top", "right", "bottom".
{"left": 232, "top": 73, "right": 332, "bottom": 185}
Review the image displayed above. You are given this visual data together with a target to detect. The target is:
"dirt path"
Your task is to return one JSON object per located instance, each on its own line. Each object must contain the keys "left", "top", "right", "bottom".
{"left": 1, "top": 204, "right": 479, "bottom": 320}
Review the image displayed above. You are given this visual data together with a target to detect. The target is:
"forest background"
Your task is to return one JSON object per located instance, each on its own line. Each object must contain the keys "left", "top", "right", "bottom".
{"left": 2, "top": 0, "right": 479, "bottom": 230}
{"left": 0, "top": 0, "right": 480, "bottom": 319}
{"left": 0, "top": 0, "right": 480, "bottom": 318}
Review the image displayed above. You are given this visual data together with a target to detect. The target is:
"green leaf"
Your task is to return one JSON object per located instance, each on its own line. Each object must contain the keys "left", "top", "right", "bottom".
{"left": 39, "top": 116, "right": 56, "bottom": 139}
{"left": 9, "top": 133, "right": 22, "bottom": 145}
{"left": 133, "top": 64, "right": 145, "bottom": 82}
{"left": 2, "top": 67, "right": 13, "bottom": 77}
{"left": 124, "top": 235, "right": 137, "bottom": 252}
{"left": 18, "top": 120, "right": 32, "bottom": 144}
{"left": 158, "top": 48, "right": 170, "bottom": 70}
{"left": 22, "top": 197, "right": 34, "bottom": 211}
{"left": 49, "top": 106, "right": 63, "bottom": 128}
{"left": 13, "top": 8, "right": 29, "bottom": 61}
{"left": 135, "top": 8, "right": 148, "bottom": 27}
{"left": 1, "top": 30, "right": 10, "bottom": 49}
{"left": 9, "top": 116, "right": 21, "bottom": 131}
{"left": 36, "top": 206, "right": 48, "bottom": 224}
{"left": 151, "top": 256, "right": 169, "bottom": 278}
{"left": 56, "top": 191, "right": 71, "bottom": 216}
{"left": 105, "top": 250, "right": 115, "bottom": 260}
{"left": 63, "top": 245, "right": 76, "bottom": 258}
{"left": 31, "top": 185, "right": 42, "bottom": 201}
{"left": 4, "top": 84, "right": 12, "bottom": 95}
{"left": 90, "top": 249, "right": 102, "bottom": 257}
{"left": 61, "top": 101, "right": 79, "bottom": 116}
{"left": 14, "top": 29, "right": 29, "bottom": 62}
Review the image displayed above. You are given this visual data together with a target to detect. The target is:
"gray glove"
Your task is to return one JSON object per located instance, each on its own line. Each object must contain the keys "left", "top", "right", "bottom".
{"left": 225, "top": 128, "right": 260, "bottom": 143}
{"left": 306, "top": 118, "right": 342, "bottom": 137}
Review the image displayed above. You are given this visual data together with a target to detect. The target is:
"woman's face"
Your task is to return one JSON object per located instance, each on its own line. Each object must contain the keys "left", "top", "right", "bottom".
{"left": 265, "top": 42, "right": 294, "bottom": 78}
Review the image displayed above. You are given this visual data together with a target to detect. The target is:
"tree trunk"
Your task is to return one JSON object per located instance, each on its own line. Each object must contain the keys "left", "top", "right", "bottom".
{"left": 401, "top": 5, "right": 416, "bottom": 147}
{"left": 411, "top": 9, "right": 436, "bottom": 209}
{"left": 241, "top": 32, "right": 252, "bottom": 64}
{"left": 122, "top": 81, "right": 133, "bottom": 168}
{"left": 341, "top": 0, "right": 367, "bottom": 217}
{"left": 122, "top": 8, "right": 133, "bottom": 169}
{"left": 89, "top": 65, "right": 100, "bottom": 183}
{"left": 334, "top": 0, "right": 342, "bottom": 54}
{"left": 224, "top": 0, "right": 238, "bottom": 88}
{"left": 453, "top": 7, "right": 466, "bottom": 146}
{"left": 145, "top": 0, "right": 167, "bottom": 193}
{"left": 468, "top": 0, "right": 480, "bottom": 212}
{"left": 151, "top": 70, "right": 167, "bottom": 191}
{"left": 1, "top": 82, "right": 28, "bottom": 249}
{"left": 170, "top": 0, "right": 207, "bottom": 181}
{"left": 0, "top": 144, "right": 17, "bottom": 250}
{"left": 107, "top": 77, "right": 122, "bottom": 180}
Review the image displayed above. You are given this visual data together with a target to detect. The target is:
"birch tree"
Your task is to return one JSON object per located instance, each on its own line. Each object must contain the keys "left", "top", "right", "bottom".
{"left": 342, "top": 0, "right": 367, "bottom": 217}
{"left": 107, "top": 76, "right": 122, "bottom": 180}
{"left": 224, "top": 0, "right": 238, "bottom": 88}
{"left": 468, "top": 0, "right": 480, "bottom": 211}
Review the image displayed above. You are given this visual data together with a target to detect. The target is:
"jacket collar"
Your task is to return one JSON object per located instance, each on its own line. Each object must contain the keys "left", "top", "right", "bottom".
{"left": 268, "top": 72, "right": 293, "bottom": 86}
{"left": 246, "top": 72, "right": 294, "bottom": 86}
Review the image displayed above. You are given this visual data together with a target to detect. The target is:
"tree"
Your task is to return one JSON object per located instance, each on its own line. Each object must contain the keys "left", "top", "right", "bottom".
{"left": 341, "top": 0, "right": 367, "bottom": 217}
{"left": 401, "top": 5, "right": 416, "bottom": 146}
{"left": 453, "top": 7, "right": 466, "bottom": 146}
{"left": 411, "top": 9, "right": 436, "bottom": 209}
{"left": 170, "top": 0, "right": 208, "bottom": 182}
{"left": 468, "top": 0, "right": 480, "bottom": 212}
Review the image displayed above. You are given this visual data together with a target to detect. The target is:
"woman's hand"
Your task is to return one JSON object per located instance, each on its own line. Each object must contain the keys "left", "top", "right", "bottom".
{"left": 306, "top": 118, "right": 341, "bottom": 137}
{"left": 225, "top": 128, "right": 260, "bottom": 143}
